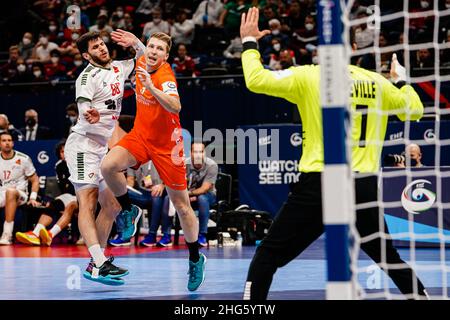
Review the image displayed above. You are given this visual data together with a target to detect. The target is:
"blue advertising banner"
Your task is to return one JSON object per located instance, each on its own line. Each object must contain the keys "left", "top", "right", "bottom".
{"left": 13, "top": 140, "right": 59, "bottom": 177}
{"left": 238, "top": 121, "right": 450, "bottom": 247}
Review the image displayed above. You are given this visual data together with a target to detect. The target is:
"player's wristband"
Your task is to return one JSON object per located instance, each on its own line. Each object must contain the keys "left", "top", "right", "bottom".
{"left": 394, "top": 80, "right": 406, "bottom": 89}
{"left": 243, "top": 41, "right": 258, "bottom": 52}
{"left": 30, "top": 192, "right": 38, "bottom": 201}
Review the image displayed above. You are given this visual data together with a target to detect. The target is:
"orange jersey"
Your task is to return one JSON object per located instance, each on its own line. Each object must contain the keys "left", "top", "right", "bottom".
{"left": 133, "top": 56, "right": 183, "bottom": 151}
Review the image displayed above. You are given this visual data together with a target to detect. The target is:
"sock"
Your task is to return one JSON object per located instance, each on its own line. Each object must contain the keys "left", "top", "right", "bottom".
{"left": 3, "top": 221, "right": 14, "bottom": 236}
{"left": 49, "top": 224, "right": 61, "bottom": 237}
{"left": 88, "top": 244, "right": 107, "bottom": 267}
{"left": 116, "top": 193, "right": 132, "bottom": 212}
{"left": 32, "top": 223, "right": 45, "bottom": 237}
{"left": 186, "top": 240, "right": 200, "bottom": 263}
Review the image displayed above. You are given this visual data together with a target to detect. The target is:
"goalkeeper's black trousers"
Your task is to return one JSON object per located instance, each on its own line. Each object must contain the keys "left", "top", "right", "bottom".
{"left": 244, "top": 172, "right": 427, "bottom": 300}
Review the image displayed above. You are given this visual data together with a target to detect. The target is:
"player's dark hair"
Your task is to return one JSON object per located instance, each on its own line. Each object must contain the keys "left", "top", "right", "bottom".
{"left": 54, "top": 139, "right": 66, "bottom": 159}
{"left": 76, "top": 31, "right": 101, "bottom": 55}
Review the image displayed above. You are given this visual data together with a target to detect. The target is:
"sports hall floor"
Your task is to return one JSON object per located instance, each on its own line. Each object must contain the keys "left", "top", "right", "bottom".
{"left": 0, "top": 237, "right": 448, "bottom": 300}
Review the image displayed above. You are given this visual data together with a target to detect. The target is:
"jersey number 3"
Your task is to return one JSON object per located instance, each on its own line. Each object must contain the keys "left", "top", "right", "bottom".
{"left": 110, "top": 83, "right": 121, "bottom": 96}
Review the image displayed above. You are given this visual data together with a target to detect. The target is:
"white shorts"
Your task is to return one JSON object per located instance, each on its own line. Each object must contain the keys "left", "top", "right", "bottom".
{"left": 65, "top": 132, "right": 108, "bottom": 189}
{"left": 0, "top": 189, "right": 28, "bottom": 208}
{"left": 55, "top": 193, "right": 77, "bottom": 207}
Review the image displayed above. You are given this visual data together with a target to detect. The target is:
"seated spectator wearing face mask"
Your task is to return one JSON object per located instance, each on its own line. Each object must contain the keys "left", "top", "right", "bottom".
{"left": 30, "top": 32, "right": 61, "bottom": 64}
{"left": 66, "top": 54, "right": 84, "bottom": 80}
{"left": 259, "top": 19, "right": 289, "bottom": 55}
{"left": 30, "top": 63, "right": 48, "bottom": 83}
{"left": 9, "top": 58, "right": 33, "bottom": 83}
{"left": 19, "top": 108, "right": 53, "bottom": 141}
{"left": 19, "top": 32, "right": 35, "bottom": 62}
{"left": 64, "top": 103, "right": 79, "bottom": 138}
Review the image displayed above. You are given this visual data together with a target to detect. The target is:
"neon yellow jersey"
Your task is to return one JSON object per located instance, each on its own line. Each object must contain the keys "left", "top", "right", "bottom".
{"left": 242, "top": 49, "right": 423, "bottom": 173}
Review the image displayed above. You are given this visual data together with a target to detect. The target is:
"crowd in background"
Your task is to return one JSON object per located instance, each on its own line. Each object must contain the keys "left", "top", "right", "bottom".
{"left": 0, "top": 0, "right": 449, "bottom": 84}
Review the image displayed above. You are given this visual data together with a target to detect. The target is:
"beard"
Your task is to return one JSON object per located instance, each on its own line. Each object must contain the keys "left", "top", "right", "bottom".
{"left": 90, "top": 53, "right": 111, "bottom": 67}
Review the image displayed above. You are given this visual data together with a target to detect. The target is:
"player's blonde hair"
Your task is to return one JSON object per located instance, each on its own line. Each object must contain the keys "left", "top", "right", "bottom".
{"left": 148, "top": 32, "right": 172, "bottom": 53}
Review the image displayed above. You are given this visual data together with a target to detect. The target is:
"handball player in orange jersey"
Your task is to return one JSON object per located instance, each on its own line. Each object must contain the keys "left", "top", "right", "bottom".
{"left": 101, "top": 30, "right": 206, "bottom": 291}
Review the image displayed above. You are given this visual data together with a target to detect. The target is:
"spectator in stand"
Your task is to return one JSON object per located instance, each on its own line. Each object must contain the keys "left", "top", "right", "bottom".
{"left": 44, "top": 49, "right": 67, "bottom": 80}
{"left": 0, "top": 114, "right": 24, "bottom": 141}
{"left": 89, "top": 13, "right": 113, "bottom": 34}
{"left": 353, "top": 9, "right": 375, "bottom": 49}
{"left": 66, "top": 53, "right": 85, "bottom": 80}
{"left": 47, "top": 20, "right": 62, "bottom": 44}
{"left": 135, "top": 0, "right": 162, "bottom": 25}
{"left": 142, "top": 7, "right": 171, "bottom": 42}
{"left": 259, "top": 18, "right": 289, "bottom": 55}
{"left": 281, "top": 0, "right": 306, "bottom": 35}
{"left": 219, "top": 0, "right": 251, "bottom": 38}
{"left": 172, "top": 43, "right": 199, "bottom": 77}
{"left": 192, "top": 0, "right": 224, "bottom": 27}
{"left": 1, "top": 46, "right": 20, "bottom": 82}
{"left": 9, "top": 58, "right": 33, "bottom": 83}
{"left": 259, "top": 5, "right": 278, "bottom": 31}
{"left": 30, "top": 63, "right": 48, "bottom": 83}
{"left": 290, "top": 14, "right": 318, "bottom": 65}
{"left": 411, "top": 48, "right": 434, "bottom": 76}
{"left": 278, "top": 49, "right": 296, "bottom": 70}
{"left": 171, "top": 9, "right": 195, "bottom": 47}
{"left": 30, "top": 32, "right": 60, "bottom": 64}
{"left": 19, "top": 32, "right": 35, "bottom": 62}
{"left": 358, "top": 32, "right": 391, "bottom": 73}
{"left": 405, "top": 143, "right": 424, "bottom": 168}
{"left": 59, "top": 29, "right": 81, "bottom": 66}
{"left": 122, "top": 12, "right": 136, "bottom": 33}
{"left": 263, "top": 37, "right": 282, "bottom": 65}
{"left": 64, "top": 103, "right": 79, "bottom": 138}
{"left": 20, "top": 109, "right": 53, "bottom": 141}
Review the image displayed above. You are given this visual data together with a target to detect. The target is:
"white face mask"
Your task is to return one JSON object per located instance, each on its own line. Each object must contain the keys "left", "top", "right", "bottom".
{"left": 72, "top": 33, "right": 80, "bottom": 41}
{"left": 100, "top": 9, "right": 108, "bottom": 16}
{"left": 273, "top": 43, "right": 281, "bottom": 51}
{"left": 305, "top": 23, "right": 314, "bottom": 31}
{"left": 153, "top": 18, "right": 161, "bottom": 24}
{"left": 49, "top": 25, "right": 57, "bottom": 32}
{"left": 17, "top": 64, "right": 26, "bottom": 72}
{"left": 272, "top": 29, "right": 280, "bottom": 35}
{"left": 446, "top": 3, "right": 450, "bottom": 9}
{"left": 23, "top": 38, "right": 32, "bottom": 46}
{"left": 51, "top": 57, "right": 59, "bottom": 64}
{"left": 312, "top": 55, "right": 319, "bottom": 64}
{"left": 69, "top": 116, "right": 77, "bottom": 123}
{"left": 74, "top": 60, "right": 83, "bottom": 67}
{"left": 116, "top": 11, "right": 124, "bottom": 18}
{"left": 33, "top": 70, "right": 42, "bottom": 77}
{"left": 40, "top": 37, "right": 48, "bottom": 45}
{"left": 421, "top": 1, "right": 429, "bottom": 8}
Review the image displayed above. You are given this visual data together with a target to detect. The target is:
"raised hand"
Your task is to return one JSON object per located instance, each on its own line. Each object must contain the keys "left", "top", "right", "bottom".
{"left": 111, "top": 29, "right": 138, "bottom": 48}
{"left": 390, "top": 53, "right": 407, "bottom": 84}
{"left": 136, "top": 66, "right": 155, "bottom": 91}
{"left": 240, "top": 7, "right": 271, "bottom": 41}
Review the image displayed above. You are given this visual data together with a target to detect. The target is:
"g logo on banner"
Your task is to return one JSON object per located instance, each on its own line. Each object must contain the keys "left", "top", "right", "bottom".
{"left": 290, "top": 132, "right": 302, "bottom": 147}
{"left": 37, "top": 151, "right": 49, "bottom": 164}
{"left": 424, "top": 129, "right": 435, "bottom": 143}
{"left": 401, "top": 179, "right": 436, "bottom": 214}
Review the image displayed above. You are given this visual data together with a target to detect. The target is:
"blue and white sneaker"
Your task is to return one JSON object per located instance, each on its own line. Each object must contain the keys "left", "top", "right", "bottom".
{"left": 140, "top": 233, "right": 157, "bottom": 247}
{"left": 156, "top": 234, "right": 172, "bottom": 247}
{"left": 109, "top": 234, "right": 131, "bottom": 247}
{"left": 120, "top": 204, "right": 142, "bottom": 240}
{"left": 198, "top": 234, "right": 208, "bottom": 247}
{"left": 187, "top": 253, "right": 207, "bottom": 291}
{"left": 83, "top": 256, "right": 129, "bottom": 286}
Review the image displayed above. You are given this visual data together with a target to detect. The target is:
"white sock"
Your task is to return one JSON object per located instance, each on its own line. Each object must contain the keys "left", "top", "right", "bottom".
{"left": 49, "top": 224, "right": 61, "bottom": 237}
{"left": 3, "top": 221, "right": 14, "bottom": 236}
{"left": 32, "top": 224, "right": 45, "bottom": 237}
{"left": 88, "top": 244, "right": 107, "bottom": 267}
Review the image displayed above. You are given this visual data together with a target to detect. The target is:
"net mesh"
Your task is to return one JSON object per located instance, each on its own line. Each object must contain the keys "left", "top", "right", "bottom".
{"left": 341, "top": 0, "right": 450, "bottom": 299}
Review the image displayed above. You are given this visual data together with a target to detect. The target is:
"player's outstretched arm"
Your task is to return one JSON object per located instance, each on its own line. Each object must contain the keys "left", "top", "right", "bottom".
{"left": 111, "top": 29, "right": 146, "bottom": 59}
{"left": 240, "top": 7, "right": 302, "bottom": 104}
{"left": 383, "top": 54, "right": 423, "bottom": 121}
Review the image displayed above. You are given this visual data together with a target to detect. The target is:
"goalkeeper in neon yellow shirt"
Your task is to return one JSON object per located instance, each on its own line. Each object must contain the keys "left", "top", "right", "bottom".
{"left": 241, "top": 7, "right": 428, "bottom": 300}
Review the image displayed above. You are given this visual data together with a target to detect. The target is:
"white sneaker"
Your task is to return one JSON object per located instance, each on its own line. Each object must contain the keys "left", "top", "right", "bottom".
{"left": 0, "top": 233, "right": 13, "bottom": 245}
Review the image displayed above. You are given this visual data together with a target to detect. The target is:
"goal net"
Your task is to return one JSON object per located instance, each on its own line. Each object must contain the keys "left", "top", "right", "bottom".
{"left": 320, "top": 0, "right": 450, "bottom": 299}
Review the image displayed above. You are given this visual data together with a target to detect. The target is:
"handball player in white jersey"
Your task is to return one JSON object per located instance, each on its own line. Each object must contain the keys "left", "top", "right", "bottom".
{"left": 65, "top": 31, "right": 145, "bottom": 285}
